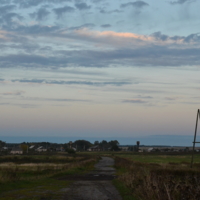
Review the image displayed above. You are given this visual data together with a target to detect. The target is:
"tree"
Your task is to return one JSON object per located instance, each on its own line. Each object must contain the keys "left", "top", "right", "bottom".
{"left": 73, "top": 140, "right": 92, "bottom": 151}
{"left": 108, "top": 140, "right": 119, "bottom": 146}
{"left": 0, "top": 140, "right": 5, "bottom": 148}
{"left": 110, "top": 144, "right": 120, "bottom": 151}
{"left": 20, "top": 144, "right": 28, "bottom": 153}
{"left": 109, "top": 140, "right": 120, "bottom": 151}
{"left": 94, "top": 141, "right": 99, "bottom": 145}
{"left": 99, "top": 140, "right": 109, "bottom": 150}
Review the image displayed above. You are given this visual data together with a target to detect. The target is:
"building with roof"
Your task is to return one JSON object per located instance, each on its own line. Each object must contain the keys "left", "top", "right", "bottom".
{"left": 10, "top": 146, "right": 23, "bottom": 154}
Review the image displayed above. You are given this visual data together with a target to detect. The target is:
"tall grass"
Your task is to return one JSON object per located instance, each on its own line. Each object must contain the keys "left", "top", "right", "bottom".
{"left": 115, "top": 157, "right": 200, "bottom": 200}
{"left": 0, "top": 156, "right": 97, "bottom": 183}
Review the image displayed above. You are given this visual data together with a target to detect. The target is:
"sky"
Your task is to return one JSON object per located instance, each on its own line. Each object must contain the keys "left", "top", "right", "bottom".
{"left": 0, "top": 0, "right": 200, "bottom": 145}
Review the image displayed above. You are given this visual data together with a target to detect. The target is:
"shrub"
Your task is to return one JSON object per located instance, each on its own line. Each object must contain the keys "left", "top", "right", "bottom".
{"left": 67, "top": 149, "right": 76, "bottom": 154}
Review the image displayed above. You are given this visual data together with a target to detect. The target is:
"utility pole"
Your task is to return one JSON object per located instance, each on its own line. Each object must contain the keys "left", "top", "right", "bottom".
{"left": 191, "top": 109, "right": 200, "bottom": 168}
{"left": 137, "top": 141, "right": 140, "bottom": 152}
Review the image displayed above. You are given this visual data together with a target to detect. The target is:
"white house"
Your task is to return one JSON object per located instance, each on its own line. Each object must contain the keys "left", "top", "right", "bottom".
{"left": 10, "top": 147, "right": 23, "bottom": 154}
{"left": 35, "top": 146, "right": 47, "bottom": 152}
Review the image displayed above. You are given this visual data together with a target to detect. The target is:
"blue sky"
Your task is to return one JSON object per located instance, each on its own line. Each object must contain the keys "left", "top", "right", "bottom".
{"left": 0, "top": 0, "right": 200, "bottom": 145}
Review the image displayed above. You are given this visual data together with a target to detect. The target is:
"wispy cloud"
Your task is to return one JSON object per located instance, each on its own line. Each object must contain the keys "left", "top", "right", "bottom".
{"left": 122, "top": 99, "right": 147, "bottom": 103}
{"left": 30, "top": 8, "right": 50, "bottom": 21}
{"left": 100, "top": 9, "right": 122, "bottom": 14}
{"left": 170, "top": 0, "right": 195, "bottom": 5}
{"left": 1, "top": 91, "right": 25, "bottom": 96}
{"left": 11, "top": 79, "right": 132, "bottom": 87}
{"left": 101, "top": 24, "right": 112, "bottom": 28}
{"left": 121, "top": 1, "right": 149, "bottom": 8}
{"left": 75, "top": 3, "right": 91, "bottom": 10}
{"left": 53, "top": 6, "right": 75, "bottom": 19}
{"left": 28, "top": 97, "right": 90, "bottom": 102}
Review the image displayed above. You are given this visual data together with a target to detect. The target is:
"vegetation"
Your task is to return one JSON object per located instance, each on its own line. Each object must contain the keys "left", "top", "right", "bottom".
{"left": 73, "top": 140, "right": 92, "bottom": 151}
{"left": 0, "top": 154, "right": 98, "bottom": 200}
{"left": 114, "top": 153, "right": 200, "bottom": 200}
{"left": 0, "top": 140, "right": 5, "bottom": 148}
{"left": 67, "top": 148, "right": 76, "bottom": 154}
{"left": 116, "top": 152, "right": 200, "bottom": 164}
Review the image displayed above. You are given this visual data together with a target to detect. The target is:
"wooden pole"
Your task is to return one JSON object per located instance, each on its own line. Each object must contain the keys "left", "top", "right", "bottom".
{"left": 191, "top": 109, "right": 200, "bottom": 168}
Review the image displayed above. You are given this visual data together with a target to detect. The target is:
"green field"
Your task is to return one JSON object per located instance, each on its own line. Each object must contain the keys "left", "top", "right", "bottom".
{"left": 116, "top": 153, "right": 200, "bottom": 164}
{"left": 0, "top": 153, "right": 98, "bottom": 200}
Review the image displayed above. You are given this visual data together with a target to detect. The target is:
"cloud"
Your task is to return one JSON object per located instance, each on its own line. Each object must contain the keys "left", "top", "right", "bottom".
{"left": 137, "top": 95, "right": 153, "bottom": 99}
{"left": 64, "top": 29, "right": 154, "bottom": 45}
{"left": 0, "top": 30, "right": 9, "bottom": 40}
{"left": 6, "top": 24, "right": 60, "bottom": 34}
{"left": 0, "top": 0, "right": 12, "bottom": 4}
{"left": 0, "top": 102, "right": 38, "bottom": 108}
{"left": 165, "top": 97, "right": 176, "bottom": 100}
{"left": 30, "top": 8, "right": 50, "bottom": 20}
{"left": 2, "top": 91, "right": 24, "bottom": 96}
{"left": 68, "top": 23, "right": 95, "bottom": 30}
{"left": 1, "top": 91, "right": 25, "bottom": 96}
{"left": 75, "top": 3, "right": 91, "bottom": 10}
{"left": 121, "top": 1, "right": 149, "bottom": 8}
{"left": 0, "top": 12, "right": 24, "bottom": 27}
{"left": 28, "top": 97, "right": 90, "bottom": 102}
{"left": 101, "top": 24, "right": 112, "bottom": 28}
{"left": 0, "top": 5, "right": 16, "bottom": 15}
{"left": 91, "top": 0, "right": 106, "bottom": 2}
{"left": 14, "top": 0, "right": 72, "bottom": 8}
{"left": 1, "top": 26, "right": 200, "bottom": 68}
{"left": 170, "top": 0, "right": 195, "bottom": 5}
{"left": 53, "top": 6, "right": 75, "bottom": 18}
{"left": 122, "top": 99, "right": 147, "bottom": 103}
{"left": 14, "top": 0, "right": 44, "bottom": 8}
{"left": 1, "top": 42, "right": 200, "bottom": 68}
{"left": 151, "top": 32, "right": 200, "bottom": 43}
{"left": 100, "top": 9, "right": 122, "bottom": 14}
{"left": 11, "top": 79, "right": 132, "bottom": 87}
{"left": 63, "top": 29, "right": 200, "bottom": 48}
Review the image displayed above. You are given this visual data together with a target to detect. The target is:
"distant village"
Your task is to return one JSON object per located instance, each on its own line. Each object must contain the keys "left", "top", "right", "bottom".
{"left": 0, "top": 139, "right": 199, "bottom": 154}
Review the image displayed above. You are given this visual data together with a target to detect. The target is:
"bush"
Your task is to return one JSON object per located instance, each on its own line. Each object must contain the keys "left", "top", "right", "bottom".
{"left": 67, "top": 149, "right": 76, "bottom": 154}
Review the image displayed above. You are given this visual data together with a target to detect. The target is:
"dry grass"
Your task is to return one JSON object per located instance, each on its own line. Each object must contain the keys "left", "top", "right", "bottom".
{"left": 115, "top": 157, "right": 200, "bottom": 200}
{"left": 0, "top": 156, "right": 97, "bottom": 183}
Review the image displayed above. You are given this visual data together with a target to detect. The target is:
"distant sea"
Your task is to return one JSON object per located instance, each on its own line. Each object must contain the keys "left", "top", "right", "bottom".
{"left": 0, "top": 135, "right": 197, "bottom": 146}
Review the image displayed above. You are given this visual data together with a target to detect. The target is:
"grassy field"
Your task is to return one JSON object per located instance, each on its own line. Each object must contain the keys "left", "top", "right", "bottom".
{"left": 0, "top": 153, "right": 98, "bottom": 200}
{"left": 116, "top": 152, "right": 200, "bottom": 164}
{"left": 1, "top": 152, "right": 200, "bottom": 200}
{"left": 114, "top": 152, "right": 200, "bottom": 200}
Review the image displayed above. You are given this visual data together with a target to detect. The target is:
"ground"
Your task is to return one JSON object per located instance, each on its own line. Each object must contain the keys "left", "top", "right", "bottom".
{"left": 62, "top": 157, "right": 122, "bottom": 200}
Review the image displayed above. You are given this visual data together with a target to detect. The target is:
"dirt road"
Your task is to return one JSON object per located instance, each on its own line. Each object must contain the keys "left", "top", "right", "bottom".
{"left": 63, "top": 157, "right": 122, "bottom": 200}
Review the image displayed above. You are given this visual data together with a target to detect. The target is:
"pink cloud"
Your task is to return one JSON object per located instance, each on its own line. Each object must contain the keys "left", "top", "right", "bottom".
{"left": 60, "top": 28, "right": 188, "bottom": 48}
{"left": 0, "top": 30, "right": 9, "bottom": 40}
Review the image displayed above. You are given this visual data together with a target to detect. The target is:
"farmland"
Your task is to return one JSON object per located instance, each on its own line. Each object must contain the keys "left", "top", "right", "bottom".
{"left": 0, "top": 152, "right": 200, "bottom": 200}
{"left": 0, "top": 153, "right": 98, "bottom": 200}
{"left": 114, "top": 152, "right": 200, "bottom": 200}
